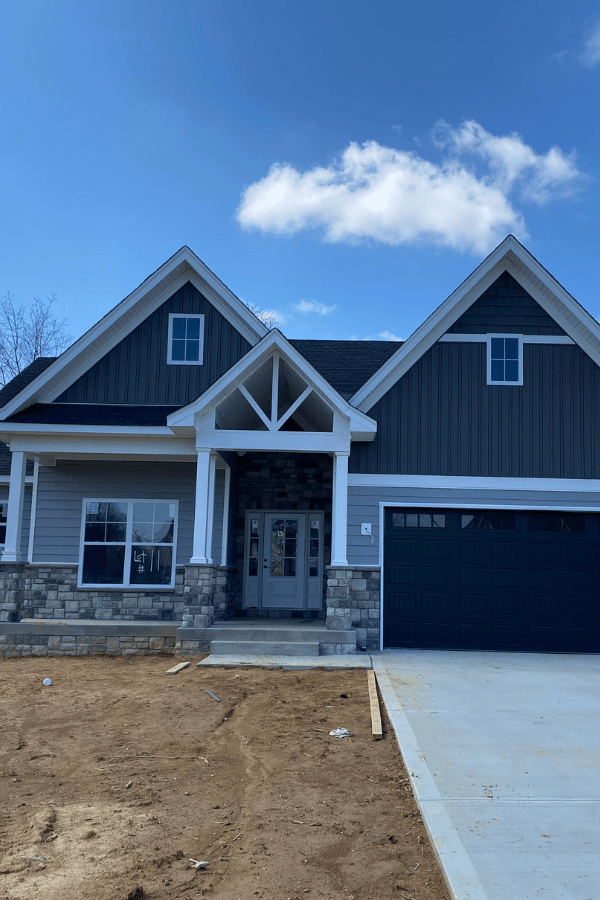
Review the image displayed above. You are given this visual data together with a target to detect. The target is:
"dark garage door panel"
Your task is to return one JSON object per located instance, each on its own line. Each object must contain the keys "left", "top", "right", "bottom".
{"left": 383, "top": 508, "right": 600, "bottom": 652}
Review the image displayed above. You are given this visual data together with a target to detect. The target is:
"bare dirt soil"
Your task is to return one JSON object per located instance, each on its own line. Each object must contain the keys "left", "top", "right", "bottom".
{"left": 0, "top": 655, "right": 451, "bottom": 900}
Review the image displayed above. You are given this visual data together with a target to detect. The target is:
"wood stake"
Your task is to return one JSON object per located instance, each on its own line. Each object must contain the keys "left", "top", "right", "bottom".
{"left": 166, "top": 661, "right": 190, "bottom": 675}
{"left": 367, "top": 670, "right": 383, "bottom": 740}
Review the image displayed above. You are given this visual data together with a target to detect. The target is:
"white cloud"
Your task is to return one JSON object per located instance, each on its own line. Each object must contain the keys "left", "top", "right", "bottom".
{"left": 294, "top": 299, "right": 336, "bottom": 316}
{"left": 378, "top": 330, "right": 403, "bottom": 341}
{"left": 434, "top": 120, "right": 582, "bottom": 205}
{"left": 237, "top": 122, "right": 584, "bottom": 254}
{"left": 258, "top": 308, "right": 285, "bottom": 327}
{"left": 580, "top": 22, "right": 600, "bottom": 66}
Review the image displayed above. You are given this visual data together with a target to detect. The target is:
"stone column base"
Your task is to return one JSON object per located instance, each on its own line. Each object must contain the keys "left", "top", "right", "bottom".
{"left": 326, "top": 566, "right": 381, "bottom": 651}
{"left": 181, "top": 565, "right": 236, "bottom": 629}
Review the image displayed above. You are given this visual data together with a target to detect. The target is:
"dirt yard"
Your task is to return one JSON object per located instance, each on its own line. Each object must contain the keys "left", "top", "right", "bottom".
{"left": 0, "top": 655, "right": 451, "bottom": 900}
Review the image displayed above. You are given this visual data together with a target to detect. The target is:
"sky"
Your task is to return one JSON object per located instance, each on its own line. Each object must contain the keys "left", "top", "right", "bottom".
{"left": 1, "top": 0, "right": 599, "bottom": 346}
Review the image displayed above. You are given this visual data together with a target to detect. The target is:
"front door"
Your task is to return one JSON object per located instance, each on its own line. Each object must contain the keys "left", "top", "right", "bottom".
{"left": 243, "top": 511, "right": 323, "bottom": 610}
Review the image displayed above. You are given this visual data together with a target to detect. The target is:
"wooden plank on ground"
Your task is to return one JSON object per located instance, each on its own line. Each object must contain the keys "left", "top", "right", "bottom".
{"left": 166, "top": 661, "right": 190, "bottom": 675}
{"left": 367, "top": 670, "right": 383, "bottom": 740}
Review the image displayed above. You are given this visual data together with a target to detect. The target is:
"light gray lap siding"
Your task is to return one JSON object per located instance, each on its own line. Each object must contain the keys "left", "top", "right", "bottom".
{"left": 32, "top": 461, "right": 197, "bottom": 565}
{"left": 347, "top": 485, "right": 600, "bottom": 565}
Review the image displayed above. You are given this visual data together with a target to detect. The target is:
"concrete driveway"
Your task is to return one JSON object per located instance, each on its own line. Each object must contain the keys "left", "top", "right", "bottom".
{"left": 371, "top": 649, "right": 600, "bottom": 900}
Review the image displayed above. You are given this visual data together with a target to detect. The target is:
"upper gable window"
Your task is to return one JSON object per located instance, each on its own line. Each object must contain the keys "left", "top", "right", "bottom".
{"left": 487, "top": 335, "right": 523, "bottom": 385}
{"left": 168, "top": 314, "right": 204, "bottom": 365}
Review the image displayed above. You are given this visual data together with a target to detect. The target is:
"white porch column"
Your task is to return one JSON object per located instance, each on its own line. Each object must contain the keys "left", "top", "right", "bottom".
{"left": 220, "top": 466, "right": 231, "bottom": 566}
{"left": 2, "top": 451, "right": 27, "bottom": 562}
{"left": 331, "top": 450, "right": 349, "bottom": 566}
{"left": 191, "top": 449, "right": 217, "bottom": 564}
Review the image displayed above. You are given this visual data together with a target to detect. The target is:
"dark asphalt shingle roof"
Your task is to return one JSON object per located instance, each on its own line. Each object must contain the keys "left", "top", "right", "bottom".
{"left": 0, "top": 341, "right": 402, "bottom": 430}
{"left": 0, "top": 358, "right": 57, "bottom": 409}
{"left": 6, "top": 404, "right": 181, "bottom": 426}
{"left": 290, "top": 340, "right": 402, "bottom": 398}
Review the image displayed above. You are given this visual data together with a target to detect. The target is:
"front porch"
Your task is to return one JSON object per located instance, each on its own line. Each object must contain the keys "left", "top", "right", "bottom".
{"left": 0, "top": 335, "right": 381, "bottom": 654}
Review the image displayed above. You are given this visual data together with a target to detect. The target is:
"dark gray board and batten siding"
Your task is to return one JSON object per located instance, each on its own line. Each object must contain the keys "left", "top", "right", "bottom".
{"left": 350, "top": 342, "right": 600, "bottom": 478}
{"left": 57, "top": 282, "right": 252, "bottom": 406}
{"left": 446, "top": 272, "right": 567, "bottom": 335}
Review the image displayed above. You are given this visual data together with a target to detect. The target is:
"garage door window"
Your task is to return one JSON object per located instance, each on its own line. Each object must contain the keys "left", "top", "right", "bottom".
{"left": 529, "top": 513, "right": 587, "bottom": 532}
{"left": 392, "top": 512, "right": 446, "bottom": 528}
{"left": 461, "top": 513, "right": 516, "bottom": 530}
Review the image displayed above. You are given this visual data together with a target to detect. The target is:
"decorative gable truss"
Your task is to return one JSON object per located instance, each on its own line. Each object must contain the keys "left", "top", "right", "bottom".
{"left": 220, "top": 353, "right": 330, "bottom": 434}
{"left": 168, "top": 330, "right": 377, "bottom": 453}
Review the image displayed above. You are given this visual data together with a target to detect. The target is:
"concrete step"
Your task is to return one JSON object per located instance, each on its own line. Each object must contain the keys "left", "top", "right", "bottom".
{"left": 209, "top": 640, "right": 321, "bottom": 657}
{"left": 188, "top": 626, "right": 355, "bottom": 644}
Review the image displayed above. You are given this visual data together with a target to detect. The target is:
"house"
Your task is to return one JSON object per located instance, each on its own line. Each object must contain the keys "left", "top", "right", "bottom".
{"left": 1, "top": 235, "right": 599, "bottom": 655}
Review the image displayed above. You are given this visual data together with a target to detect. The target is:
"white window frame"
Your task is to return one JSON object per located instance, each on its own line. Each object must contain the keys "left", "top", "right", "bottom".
{"left": 487, "top": 333, "right": 523, "bottom": 386}
{"left": 78, "top": 498, "right": 179, "bottom": 589}
{"left": 167, "top": 313, "right": 205, "bottom": 366}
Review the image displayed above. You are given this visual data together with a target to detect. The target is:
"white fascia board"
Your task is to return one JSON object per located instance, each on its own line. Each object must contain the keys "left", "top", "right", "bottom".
{"left": 501, "top": 258, "right": 600, "bottom": 364}
{"left": 0, "top": 423, "right": 173, "bottom": 436}
{"left": 7, "top": 433, "right": 196, "bottom": 457}
{"left": 348, "top": 473, "right": 600, "bottom": 493}
{"left": 351, "top": 235, "right": 600, "bottom": 412}
{"left": 196, "top": 430, "right": 351, "bottom": 453}
{"left": 168, "top": 329, "right": 377, "bottom": 436}
{"left": 0, "top": 247, "right": 268, "bottom": 419}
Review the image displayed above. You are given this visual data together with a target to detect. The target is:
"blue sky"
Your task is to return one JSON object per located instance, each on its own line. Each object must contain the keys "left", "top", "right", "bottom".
{"left": 1, "top": 0, "right": 599, "bottom": 345}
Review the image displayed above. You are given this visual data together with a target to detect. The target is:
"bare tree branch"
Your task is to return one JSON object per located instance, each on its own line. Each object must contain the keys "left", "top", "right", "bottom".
{"left": 243, "top": 302, "right": 281, "bottom": 330}
{"left": 0, "top": 292, "right": 71, "bottom": 387}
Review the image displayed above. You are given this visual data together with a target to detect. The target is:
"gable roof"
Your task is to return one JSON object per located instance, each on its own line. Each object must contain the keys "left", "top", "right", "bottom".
{"left": 167, "top": 329, "right": 378, "bottom": 440}
{"left": 290, "top": 340, "right": 401, "bottom": 399}
{"left": 0, "top": 358, "right": 57, "bottom": 409}
{"left": 0, "top": 248, "right": 268, "bottom": 420}
{"left": 351, "top": 235, "right": 600, "bottom": 412}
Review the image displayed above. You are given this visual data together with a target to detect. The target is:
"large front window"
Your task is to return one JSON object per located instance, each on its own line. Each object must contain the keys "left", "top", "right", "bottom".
{"left": 80, "top": 500, "right": 177, "bottom": 588}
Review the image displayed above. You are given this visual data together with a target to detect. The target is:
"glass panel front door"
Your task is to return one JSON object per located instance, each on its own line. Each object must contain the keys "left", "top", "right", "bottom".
{"left": 263, "top": 513, "right": 306, "bottom": 608}
{"left": 243, "top": 511, "right": 323, "bottom": 610}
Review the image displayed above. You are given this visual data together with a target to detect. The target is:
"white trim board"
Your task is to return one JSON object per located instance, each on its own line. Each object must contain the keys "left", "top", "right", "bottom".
{"left": 349, "top": 474, "right": 600, "bottom": 492}
{"left": 377, "top": 500, "right": 600, "bottom": 512}
{"left": 439, "top": 334, "right": 575, "bottom": 344}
